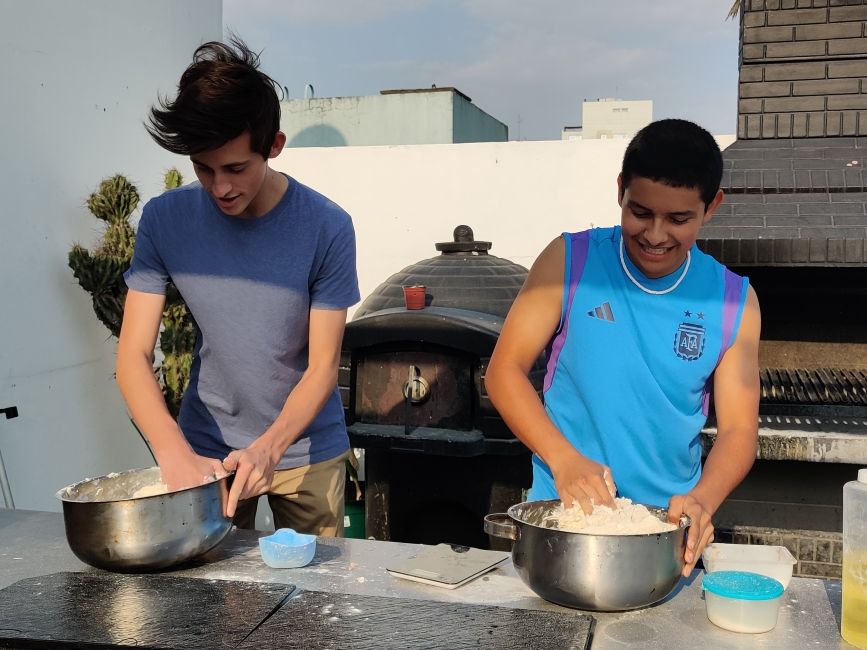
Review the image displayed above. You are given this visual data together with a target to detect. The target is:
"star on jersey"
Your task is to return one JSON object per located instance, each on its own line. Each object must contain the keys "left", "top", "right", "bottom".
{"left": 684, "top": 310, "right": 692, "bottom": 317}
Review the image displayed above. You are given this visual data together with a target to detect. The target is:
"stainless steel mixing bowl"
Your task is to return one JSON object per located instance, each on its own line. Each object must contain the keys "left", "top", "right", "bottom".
{"left": 484, "top": 499, "right": 688, "bottom": 611}
{"left": 56, "top": 466, "right": 232, "bottom": 572}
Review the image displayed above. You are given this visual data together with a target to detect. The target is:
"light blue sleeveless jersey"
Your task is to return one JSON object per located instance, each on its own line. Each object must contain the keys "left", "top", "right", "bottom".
{"left": 530, "top": 226, "right": 748, "bottom": 507}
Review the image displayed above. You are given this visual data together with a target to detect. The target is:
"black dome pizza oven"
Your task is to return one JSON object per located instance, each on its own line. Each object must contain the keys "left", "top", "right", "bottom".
{"left": 339, "top": 225, "right": 544, "bottom": 548}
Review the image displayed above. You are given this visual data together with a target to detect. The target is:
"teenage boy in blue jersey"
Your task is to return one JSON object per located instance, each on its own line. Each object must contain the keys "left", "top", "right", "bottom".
{"left": 485, "top": 119, "right": 760, "bottom": 576}
{"left": 116, "top": 37, "right": 359, "bottom": 536}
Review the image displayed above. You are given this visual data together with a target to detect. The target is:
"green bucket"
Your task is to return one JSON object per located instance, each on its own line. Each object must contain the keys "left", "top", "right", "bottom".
{"left": 343, "top": 500, "right": 365, "bottom": 539}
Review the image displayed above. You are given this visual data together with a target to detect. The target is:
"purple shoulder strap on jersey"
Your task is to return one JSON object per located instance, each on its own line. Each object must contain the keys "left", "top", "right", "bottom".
{"left": 544, "top": 231, "right": 590, "bottom": 392}
{"left": 702, "top": 269, "right": 745, "bottom": 416}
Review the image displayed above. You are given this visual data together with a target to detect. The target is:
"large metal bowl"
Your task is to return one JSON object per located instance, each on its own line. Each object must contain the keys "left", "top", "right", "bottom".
{"left": 484, "top": 499, "right": 688, "bottom": 611}
{"left": 56, "top": 466, "right": 232, "bottom": 572}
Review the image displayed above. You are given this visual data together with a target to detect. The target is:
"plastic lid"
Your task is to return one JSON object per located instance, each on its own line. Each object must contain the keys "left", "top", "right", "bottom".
{"left": 859, "top": 468, "right": 867, "bottom": 483}
{"left": 702, "top": 571, "right": 784, "bottom": 601}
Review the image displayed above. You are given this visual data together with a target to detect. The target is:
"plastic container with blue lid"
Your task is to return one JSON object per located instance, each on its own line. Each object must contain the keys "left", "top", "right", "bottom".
{"left": 702, "top": 571, "right": 784, "bottom": 633}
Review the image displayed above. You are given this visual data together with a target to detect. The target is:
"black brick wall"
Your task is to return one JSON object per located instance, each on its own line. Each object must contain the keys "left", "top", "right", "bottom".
{"left": 698, "top": 138, "right": 867, "bottom": 266}
{"left": 738, "top": 0, "right": 867, "bottom": 138}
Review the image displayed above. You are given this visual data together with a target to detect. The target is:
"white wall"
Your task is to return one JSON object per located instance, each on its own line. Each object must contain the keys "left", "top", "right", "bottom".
{"left": 272, "top": 135, "right": 736, "bottom": 313}
{"left": 0, "top": 0, "right": 222, "bottom": 510}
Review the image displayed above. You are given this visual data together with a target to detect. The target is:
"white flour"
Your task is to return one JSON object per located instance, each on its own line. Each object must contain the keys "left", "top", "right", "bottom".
{"left": 546, "top": 497, "right": 676, "bottom": 535}
{"left": 130, "top": 473, "right": 225, "bottom": 499}
{"left": 131, "top": 482, "right": 170, "bottom": 498}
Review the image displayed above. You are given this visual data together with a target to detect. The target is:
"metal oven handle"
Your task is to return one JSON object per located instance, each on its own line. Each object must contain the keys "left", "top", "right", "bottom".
{"left": 403, "top": 365, "right": 430, "bottom": 404}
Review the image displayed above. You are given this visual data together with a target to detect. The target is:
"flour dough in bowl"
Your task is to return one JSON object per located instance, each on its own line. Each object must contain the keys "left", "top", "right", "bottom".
{"left": 131, "top": 482, "right": 170, "bottom": 498}
{"left": 545, "top": 497, "right": 677, "bottom": 535}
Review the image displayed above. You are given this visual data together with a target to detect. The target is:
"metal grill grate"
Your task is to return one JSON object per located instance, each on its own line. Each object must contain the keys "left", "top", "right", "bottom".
{"left": 761, "top": 368, "right": 867, "bottom": 406}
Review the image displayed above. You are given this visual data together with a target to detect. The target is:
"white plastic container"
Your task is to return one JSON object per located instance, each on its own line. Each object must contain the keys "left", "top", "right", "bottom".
{"left": 702, "top": 571, "right": 784, "bottom": 633}
{"left": 702, "top": 542, "right": 796, "bottom": 588}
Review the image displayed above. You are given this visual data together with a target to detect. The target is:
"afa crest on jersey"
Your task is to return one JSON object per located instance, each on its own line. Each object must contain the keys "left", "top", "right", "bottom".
{"left": 674, "top": 322, "right": 705, "bottom": 361}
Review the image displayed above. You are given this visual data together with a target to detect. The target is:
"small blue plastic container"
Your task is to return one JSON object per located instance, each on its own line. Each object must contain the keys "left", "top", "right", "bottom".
{"left": 259, "top": 528, "right": 317, "bottom": 568}
{"left": 702, "top": 570, "right": 784, "bottom": 633}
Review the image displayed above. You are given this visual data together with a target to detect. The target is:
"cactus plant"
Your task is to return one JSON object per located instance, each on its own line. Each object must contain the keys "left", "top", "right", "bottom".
{"left": 69, "top": 170, "right": 194, "bottom": 416}
{"left": 157, "top": 168, "right": 195, "bottom": 417}
{"left": 163, "top": 168, "right": 183, "bottom": 190}
{"left": 159, "top": 282, "right": 195, "bottom": 417}
{"left": 68, "top": 175, "right": 140, "bottom": 337}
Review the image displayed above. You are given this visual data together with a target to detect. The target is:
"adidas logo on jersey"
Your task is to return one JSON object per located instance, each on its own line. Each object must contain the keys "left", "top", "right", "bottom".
{"left": 587, "top": 301, "right": 615, "bottom": 322}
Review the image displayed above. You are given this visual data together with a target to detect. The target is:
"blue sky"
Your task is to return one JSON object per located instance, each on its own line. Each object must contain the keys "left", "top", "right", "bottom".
{"left": 223, "top": 1, "right": 741, "bottom": 141}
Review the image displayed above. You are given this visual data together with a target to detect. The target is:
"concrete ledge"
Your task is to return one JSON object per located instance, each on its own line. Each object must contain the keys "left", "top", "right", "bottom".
{"left": 701, "top": 423, "right": 867, "bottom": 463}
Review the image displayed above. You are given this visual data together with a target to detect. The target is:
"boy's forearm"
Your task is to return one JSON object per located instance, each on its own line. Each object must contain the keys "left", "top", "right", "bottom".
{"left": 116, "top": 349, "right": 189, "bottom": 460}
{"left": 486, "top": 362, "right": 579, "bottom": 468}
{"left": 254, "top": 363, "right": 338, "bottom": 461}
{"left": 690, "top": 428, "right": 757, "bottom": 515}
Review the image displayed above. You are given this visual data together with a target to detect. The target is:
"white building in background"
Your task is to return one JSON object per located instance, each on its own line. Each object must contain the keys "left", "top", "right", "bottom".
{"left": 280, "top": 87, "right": 508, "bottom": 147}
{"left": 562, "top": 98, "right": 653, "bottom": 141}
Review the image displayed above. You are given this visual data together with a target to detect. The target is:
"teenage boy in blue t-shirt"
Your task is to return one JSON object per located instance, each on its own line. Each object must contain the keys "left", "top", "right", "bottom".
{"left": 117, "top": 37, "right": 360, "bottom": 536}
{"left": 486, "top": 119, "right": 761, "bottom": 575}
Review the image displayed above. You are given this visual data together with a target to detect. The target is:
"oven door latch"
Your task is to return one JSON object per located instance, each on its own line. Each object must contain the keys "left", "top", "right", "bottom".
{"left": 403, "top": 365, "right": 430, "bottom": 404}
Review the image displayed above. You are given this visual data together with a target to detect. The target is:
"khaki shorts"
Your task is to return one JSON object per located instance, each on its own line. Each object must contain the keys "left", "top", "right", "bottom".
{"left": 232, "top": 450, "right": 348, "bottom": 537}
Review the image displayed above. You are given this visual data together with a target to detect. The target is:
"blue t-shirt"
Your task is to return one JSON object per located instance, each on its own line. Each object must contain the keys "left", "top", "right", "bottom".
{"left": 530, "top": 226, "right": 748, "bottom": 507}
{"left": 124, "top": 175, "right": 360, "bottom": 469}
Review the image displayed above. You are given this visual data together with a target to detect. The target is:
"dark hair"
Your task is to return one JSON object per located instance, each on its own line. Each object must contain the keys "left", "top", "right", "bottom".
{"left": 146, "top": 35, "right": 280, "bottom": 158}
{"left": 620, "top": 119, "right": 723, "bottom": 208}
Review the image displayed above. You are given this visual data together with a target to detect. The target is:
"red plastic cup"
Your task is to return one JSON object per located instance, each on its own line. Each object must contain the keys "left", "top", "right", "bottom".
{"left": 403, "top": 285, "right": 426, "bottom": 310}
